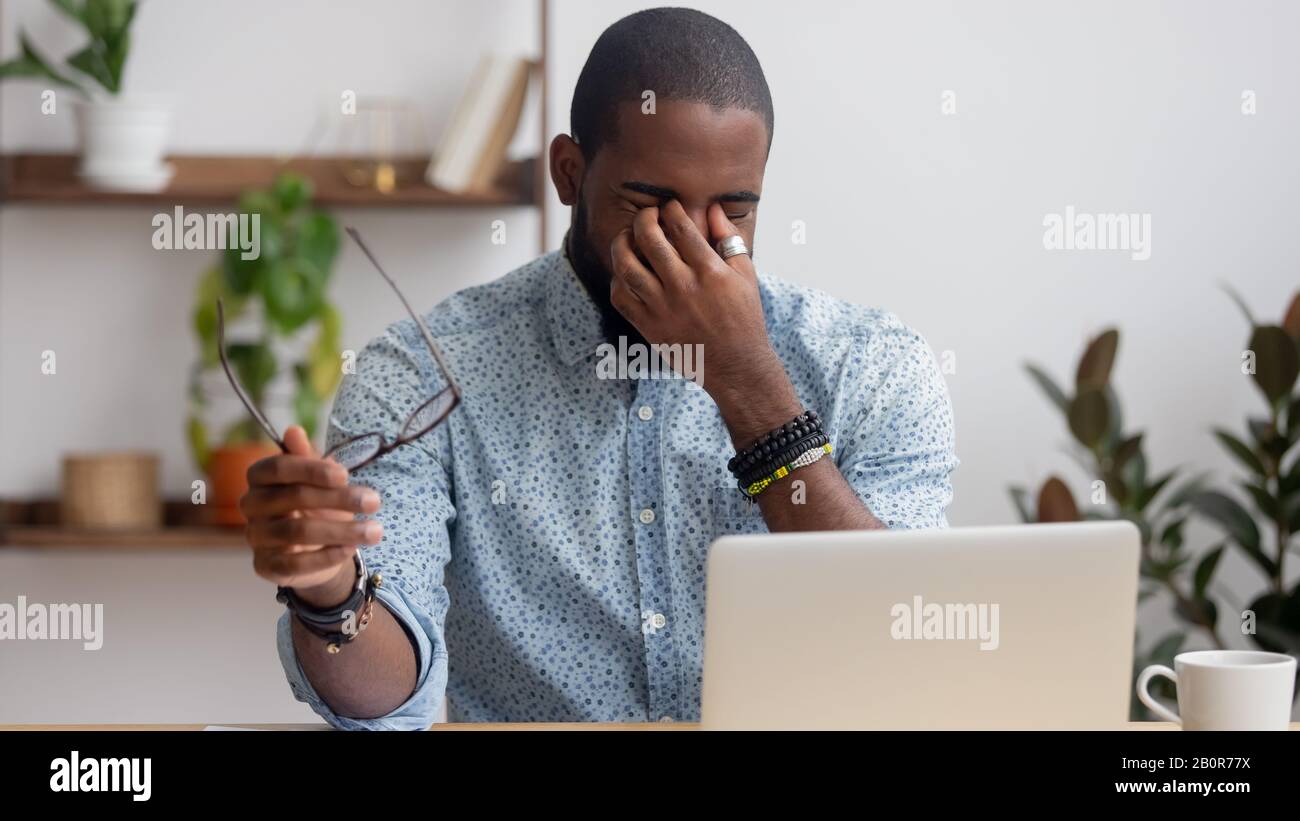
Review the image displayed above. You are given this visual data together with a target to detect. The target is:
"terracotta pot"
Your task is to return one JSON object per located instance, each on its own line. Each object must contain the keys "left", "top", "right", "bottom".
{"left": 208, "top": 443, "right": 280, "bottom": 526}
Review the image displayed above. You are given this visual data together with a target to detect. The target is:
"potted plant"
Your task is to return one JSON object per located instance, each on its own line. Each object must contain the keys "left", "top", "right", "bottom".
{"left": 1012, "top": 295, "right": 1300, "bottom": 717}
{"left": 1194, "top": 289, "right": 1300, "bottom": 655}
{"left": 188, "top": 173, "right": 343, "bottom": 525}
{"left": 0, "top": 0, "right": 171, "bottom": 190}
{"left": 1009, "top": 330, "right": 1215, "bottom": 718}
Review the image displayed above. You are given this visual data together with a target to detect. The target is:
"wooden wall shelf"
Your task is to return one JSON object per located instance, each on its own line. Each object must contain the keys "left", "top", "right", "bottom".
{"left": 0, "top": 527, "right": 245, "bottom": 550}
{"left": 0, "top": 153, "right": 537, "bottom": 208}
{"left": 0, "top": 499, "right": 245, "bottom": 550}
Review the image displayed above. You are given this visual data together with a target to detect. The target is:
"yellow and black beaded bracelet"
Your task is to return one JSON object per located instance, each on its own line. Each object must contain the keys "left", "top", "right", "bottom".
{"left": 741, "top": 443, "right": 833, "bottom": 499}
{"left": 728, "top": 410, "right": 824, "bottom": 479}
{"left": 738, "top": 431, "right": 830, "bottom": 487}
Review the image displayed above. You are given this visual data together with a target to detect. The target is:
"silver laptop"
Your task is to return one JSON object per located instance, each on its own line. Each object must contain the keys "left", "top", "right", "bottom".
{"left": 700, "top": 522, "right": 1140, "bottom": 729}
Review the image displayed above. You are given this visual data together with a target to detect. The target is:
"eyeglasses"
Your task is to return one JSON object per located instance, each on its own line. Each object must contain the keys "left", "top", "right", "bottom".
{"left": 217, "top": 226, "right": 460, "bottom": 471}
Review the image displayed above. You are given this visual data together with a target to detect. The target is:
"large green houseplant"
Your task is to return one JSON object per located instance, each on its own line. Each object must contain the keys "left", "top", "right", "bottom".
{"left": 1199, "top": 289, "right": 1300, "bottom": 654}
{"left": 188, "top": 172, "right": 343, "bottom": 522}
{"left": 1011, "top": 290, "right": 1300, "bottom": 718}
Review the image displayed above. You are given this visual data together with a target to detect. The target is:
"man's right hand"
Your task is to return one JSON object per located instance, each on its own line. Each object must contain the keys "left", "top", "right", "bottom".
{"left": 242, "top": 425, "right": 383, "bottom": 606}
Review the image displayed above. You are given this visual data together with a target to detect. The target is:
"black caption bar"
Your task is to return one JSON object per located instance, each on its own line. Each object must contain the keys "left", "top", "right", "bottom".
{"left": 0, "top": 728, "right": 1293, "bottom": 809}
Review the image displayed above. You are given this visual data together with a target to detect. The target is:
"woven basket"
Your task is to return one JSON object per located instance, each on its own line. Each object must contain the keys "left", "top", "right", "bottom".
{"left": 60, "top": 452, "right": 161, "bottom": 529}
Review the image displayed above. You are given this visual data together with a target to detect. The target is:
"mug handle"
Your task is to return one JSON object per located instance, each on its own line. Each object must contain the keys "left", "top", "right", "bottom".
{"left": 1136, "top": 664, "right": 1182, "bottom": 725}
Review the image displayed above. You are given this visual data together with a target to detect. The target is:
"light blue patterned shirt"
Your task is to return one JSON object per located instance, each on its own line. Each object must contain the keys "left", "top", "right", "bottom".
{"left": 277, "top": 249, "right": 957, "bottom": 728}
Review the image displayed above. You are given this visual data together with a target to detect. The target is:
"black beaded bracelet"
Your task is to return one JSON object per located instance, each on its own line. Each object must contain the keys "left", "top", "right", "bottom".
{"left": 732, "top": 416, "right": 823, "bottom": 478}
{"left": 731, "top": 411, "right": 820, "bottom": 470}
{"left": 739, "top": 431, "right": 829, "bottom": 487}
{"left": 728, "top": 410, "right": 823, "bottom": 478}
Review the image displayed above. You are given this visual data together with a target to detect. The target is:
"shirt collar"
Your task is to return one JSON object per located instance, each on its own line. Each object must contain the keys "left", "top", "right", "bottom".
{"left": 544, "top": 237, "right": 607, "bottom": 365}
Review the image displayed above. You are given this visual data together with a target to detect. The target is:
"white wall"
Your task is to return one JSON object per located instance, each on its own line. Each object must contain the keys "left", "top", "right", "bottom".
{"left": 2, "top": 1, "right": 1297, "bottom": 722}
{"left": 0, "top": 548, "right": 320, "bottom": 725}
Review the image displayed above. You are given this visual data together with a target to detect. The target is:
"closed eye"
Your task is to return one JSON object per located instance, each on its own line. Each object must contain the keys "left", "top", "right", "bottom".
{"left": 619, "top": 197, "right": 658, "bottom": 214}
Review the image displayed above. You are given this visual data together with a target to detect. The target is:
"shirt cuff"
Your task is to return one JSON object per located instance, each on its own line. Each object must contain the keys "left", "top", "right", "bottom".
{"left": 276, "top": 582, "right": 448, "bottom": 730}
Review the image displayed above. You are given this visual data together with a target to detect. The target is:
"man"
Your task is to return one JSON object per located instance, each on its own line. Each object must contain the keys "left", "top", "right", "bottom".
{"left": 244, "top": 7, "right": 957, "bottom": 728}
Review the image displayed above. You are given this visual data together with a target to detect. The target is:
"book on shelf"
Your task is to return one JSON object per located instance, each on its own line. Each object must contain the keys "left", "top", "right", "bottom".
{"left": 427, "top": 55, "right": 534, "bottom": 194}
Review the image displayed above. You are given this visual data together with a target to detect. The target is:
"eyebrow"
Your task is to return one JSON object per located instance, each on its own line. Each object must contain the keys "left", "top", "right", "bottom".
{"left": 620, "top": 181, "right": 760, "bottom": 204}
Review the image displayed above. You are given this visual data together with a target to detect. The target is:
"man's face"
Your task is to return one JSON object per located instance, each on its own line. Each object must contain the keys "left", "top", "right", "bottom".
{"left": 562, "top": 100, "right": 770, "bottom": 347}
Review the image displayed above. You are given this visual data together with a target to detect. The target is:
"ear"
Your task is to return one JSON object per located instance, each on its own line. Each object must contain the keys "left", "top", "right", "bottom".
{"left": 548, "top": 134, "right": 585, "bottom": 206}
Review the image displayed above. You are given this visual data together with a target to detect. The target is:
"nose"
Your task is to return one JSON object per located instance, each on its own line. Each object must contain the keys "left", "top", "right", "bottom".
{"left": 682, "top": 206, "right": 709, "bottom": 240}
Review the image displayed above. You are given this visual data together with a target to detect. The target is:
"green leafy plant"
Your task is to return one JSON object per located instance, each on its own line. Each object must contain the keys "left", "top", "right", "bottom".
{"left": 1013, "top": 294, "right": 1300, "bottom": 718}
{"left": 0, "top": 0, "right": 137, "bottom": 96}
{"left": 187, "top": 173, "right": 342, "bottom": 471}
{"left": 1196, "top": 288, "right": 1300, "bottom": 656}
{"left": 1010, "top": 329, "right": 1219, "bottom": 718}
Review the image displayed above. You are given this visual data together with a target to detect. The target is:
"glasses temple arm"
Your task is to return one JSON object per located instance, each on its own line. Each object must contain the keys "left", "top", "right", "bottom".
{"left": 217, "top": 299, "right": 287, "bottom": 451}
{"left": 344, "top": 227, "right": 461, "bottom": 395}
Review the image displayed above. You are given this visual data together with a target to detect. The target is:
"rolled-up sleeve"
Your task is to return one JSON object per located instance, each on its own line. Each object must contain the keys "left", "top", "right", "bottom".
{"left": 837, "top": 325, "right": 957, "bottom": 529}
{"left": 276, "top": 321, "right": 456, "bottom": 730}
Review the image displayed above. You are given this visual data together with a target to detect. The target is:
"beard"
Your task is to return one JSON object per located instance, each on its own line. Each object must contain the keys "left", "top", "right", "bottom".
{"left": 566, "top": 195, "right": 650, "bottom": 351}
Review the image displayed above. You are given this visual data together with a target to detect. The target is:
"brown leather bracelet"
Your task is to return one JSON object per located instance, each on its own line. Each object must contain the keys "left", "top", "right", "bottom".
{"left": 277, "top": 552, "right": 384, "bottom": 654}
{"left": 294, "top": 580, "right": 381, "bottom": 654}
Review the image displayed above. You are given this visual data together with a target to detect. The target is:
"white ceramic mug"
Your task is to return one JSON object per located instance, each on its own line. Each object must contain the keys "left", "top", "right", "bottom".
{"left": 1137, "top": 650, "right": 1296, "bottom": 730}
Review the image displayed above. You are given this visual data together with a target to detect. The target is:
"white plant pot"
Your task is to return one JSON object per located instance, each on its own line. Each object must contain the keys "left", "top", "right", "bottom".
{"left": 74, "top": 96, "right": 174, "bottom": 192}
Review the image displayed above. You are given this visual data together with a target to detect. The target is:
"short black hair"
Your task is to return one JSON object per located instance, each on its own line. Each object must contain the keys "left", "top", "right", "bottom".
{"left": 569, "top": 7, "right": 774, "bottom": 161}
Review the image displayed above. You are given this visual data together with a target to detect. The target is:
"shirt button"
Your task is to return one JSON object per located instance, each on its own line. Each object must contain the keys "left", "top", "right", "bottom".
{"left": 651, "top": 613, "right": 667, "bottom": 629}
{"left": 637, "top": 405, "right": 654, "bottom": 421}
{"left": 638, "top": 508, "right": 656, "bottom": 525}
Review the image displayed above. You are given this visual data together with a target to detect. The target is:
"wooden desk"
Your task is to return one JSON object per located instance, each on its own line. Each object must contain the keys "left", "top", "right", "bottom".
{"left": 9, "top": 722, "right": 1298, "bottom": 731}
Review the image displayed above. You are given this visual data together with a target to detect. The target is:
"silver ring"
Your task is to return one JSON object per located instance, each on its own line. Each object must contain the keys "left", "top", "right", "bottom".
{"left": 715, "top": 235, "right": 749, "bottom": 259}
